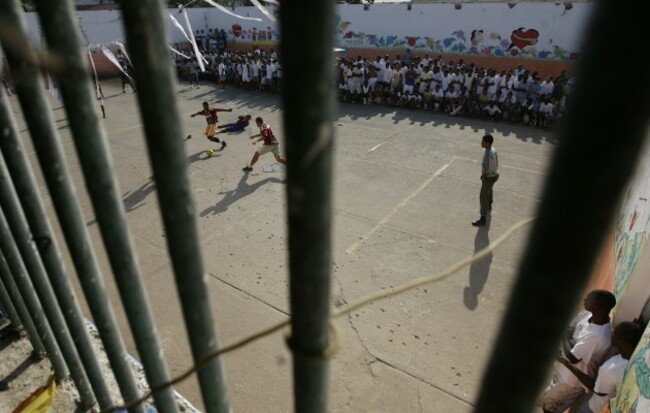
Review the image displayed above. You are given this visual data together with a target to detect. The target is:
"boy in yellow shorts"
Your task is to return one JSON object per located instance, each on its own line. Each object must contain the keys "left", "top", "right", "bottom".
{"left": 187, "top": 101, "right": 232, "bottom": 149}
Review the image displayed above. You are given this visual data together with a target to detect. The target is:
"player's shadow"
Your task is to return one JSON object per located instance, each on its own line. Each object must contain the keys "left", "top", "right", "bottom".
{"left": 122, "top": 176, "right": 156, "bottom": 212}
{"left": 200, "top": 173, "right": 284, "bottom": 216}
{"left": 463, "top": 221, "right": 492, "bottom": 310}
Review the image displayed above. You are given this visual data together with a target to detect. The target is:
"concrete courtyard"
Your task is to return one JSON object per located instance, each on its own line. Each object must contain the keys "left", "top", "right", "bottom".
{"left": 6, "top": 78, "right": 555, "bottom": 412}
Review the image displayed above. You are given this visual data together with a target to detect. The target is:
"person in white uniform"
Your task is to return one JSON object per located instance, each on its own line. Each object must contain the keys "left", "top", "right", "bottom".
{"left": 556, "top": 321, "right": 643, "bottom": 413}
{"left": 538, "top": 290, "right": 617, "bottom": 413}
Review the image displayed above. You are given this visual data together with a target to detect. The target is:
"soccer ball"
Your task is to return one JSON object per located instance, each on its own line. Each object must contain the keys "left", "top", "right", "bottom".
{"left": 206, "top": 149, "right": 215, "bottom": 157}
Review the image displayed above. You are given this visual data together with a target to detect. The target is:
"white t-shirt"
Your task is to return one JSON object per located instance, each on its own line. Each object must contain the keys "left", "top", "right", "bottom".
{"left": 445, "top": 90, "right": 458, "bottom": 99}
{"left": 420, "top": 71, "right": 433, "bottom": 88}
{"left": 556, "top": 311, "right": 613, "bottom": 388}
{"left": 441, "top": 74, "right": 452, "bottom": 91}
{"left": 431, "top": 72, "right": 443, "bottom": 87}
{"left": 344, "top": 68, "right": 353, "bottom": 81}
{"left": 432, "top": 89, "right": 444, "bottom": 99}
{"left": 463, "top": 74, "right": 474, "bottom": 89}
{"left": 487, "top": 76, "right": 499, "bottom": 95}
{"left": 540, "top": 81, "right": 554, "bottom": 96}
{"left": 484, "top": 105, "right": 501, "bottom": 115}
{"left": 540, "top": 102, "right": 555, "bottom": 114}
{"left": 587, "top": 354, "right": 628, "bottom": 413}
{"left": 382, "top": 68, "right": 393, "bottom": 83}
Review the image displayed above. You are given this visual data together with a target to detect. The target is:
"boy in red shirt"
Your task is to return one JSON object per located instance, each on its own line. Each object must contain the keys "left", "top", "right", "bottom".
{"left": 187, "top": 101, "right": 232, "bottom": 149}
{"left": 242, "top": 117, "right": 286, "bottom": 172}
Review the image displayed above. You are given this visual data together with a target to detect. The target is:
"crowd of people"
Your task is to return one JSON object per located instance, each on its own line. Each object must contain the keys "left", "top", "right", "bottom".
{"left": 337, "top": 52, "right": 575, "bottom": 129}
{"left": 171, "top": 44, "right": 574, "bottom": 130}
{"left": 172, "top": 44, "right": 283, "bottom": 93}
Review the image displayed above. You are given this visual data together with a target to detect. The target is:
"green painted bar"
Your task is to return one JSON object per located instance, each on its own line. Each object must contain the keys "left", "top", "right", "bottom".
{"left": 0, "top": 158, "right": 98, "bottom": 410}
{"left": 0, "top": 2, "right": 180, "bottom": 412}
{"left": 0, "top": 94, "right": 114, "bottom": 411}
{"left": 280, "top": 0, "right": 336, "bottom": 412}
{"left": 474, "top": 1, "right": 650, "bottom": 412}
{"left": 0, "top": 211, "right": 68, "bottom": 381}
{"left": 1, "top": 3, "right": 145, "bottom": 411}
{"left": 116, "top": 1, "right": 230, "bottom": 412}
{"left": 0, "top": 249, "right": 44, "bottom": 355}
{"left": 0, "top": 268, "right": 22, "bottom": 330}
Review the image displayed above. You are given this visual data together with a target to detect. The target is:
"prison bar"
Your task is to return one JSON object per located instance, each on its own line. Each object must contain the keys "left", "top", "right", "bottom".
{"left": 0, "top": 210, "right": 69, "bottom": 382}
{"left": 117, "top": 1, "right": 231, "bottom": 411}
{"left": 0, "top": 146, "right": 113, "bottom": 409}
{"left": 1, "top": 0, "right": 181, "bottom": 411}
{"left": 0, "top": 265, "right": 22, "bottom": 331}
{"left": 474, "top": 0, "right": 650, "bottom": 412}
{"left": 280, "top": 0, "right": 336, "bottom": 412}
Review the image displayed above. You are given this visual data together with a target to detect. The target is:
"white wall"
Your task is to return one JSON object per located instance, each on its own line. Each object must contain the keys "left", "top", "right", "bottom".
{"left": 334, "top": 3, "right": 592, "bottom": 60}
{"left": 20, "top": 7, "right": 277, "bottom": 48}
{"left": 17, "top": 3, "right": 591, "bottom": 61}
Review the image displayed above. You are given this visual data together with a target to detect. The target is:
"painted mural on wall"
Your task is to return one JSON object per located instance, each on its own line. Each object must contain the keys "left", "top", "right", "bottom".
{"left": 228, "top": 24, "right": 278, "bottom": 44}
{"left": 615, "top": 330, "right": 650, "bottom": 412}
{"left": 20, "top": 4, "right": 589, "bottom": 61}
{"left": 613, "top": 146, "right": 650, "bottom": 411}
{"left": 614, "top": 203, "right": 649, "bottom": 299}
{"left": 336, "top": 17, "right": 573, "bottom": 60}
{"left": 199, "top": 3, "right": 589, "bottom": 61}
{"left": 329, "top": 2, "right": 590, "bottom": 61}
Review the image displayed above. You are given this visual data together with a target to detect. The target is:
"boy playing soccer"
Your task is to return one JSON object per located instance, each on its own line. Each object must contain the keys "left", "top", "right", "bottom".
{"left": 242, "top": 117, "right": 286, "bottom": 172}
{"left": 216, "top": 114, "right": 252, "bottom": 134}
{"left": 187, "top": 101, "right": 232, "bottom": 149}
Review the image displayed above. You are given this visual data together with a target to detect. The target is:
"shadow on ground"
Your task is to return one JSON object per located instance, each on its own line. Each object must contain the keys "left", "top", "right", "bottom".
{"left": 200, "top": 172, "right": 284, "bottom": 216}
{"left": 464, "top": 221, "right": 493, "bottom": 310}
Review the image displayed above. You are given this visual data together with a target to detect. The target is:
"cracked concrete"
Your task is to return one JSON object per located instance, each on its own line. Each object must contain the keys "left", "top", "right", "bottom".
{"left": 6, "top": 77, "right": 554, "bottom": 412}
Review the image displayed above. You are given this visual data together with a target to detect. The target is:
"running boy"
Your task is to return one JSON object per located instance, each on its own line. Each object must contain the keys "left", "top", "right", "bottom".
{"left": 242, "top": 117, "right": 286, "bottom": 172}
{"left": 188, "top": 101, "right": 232, "bottom": 149}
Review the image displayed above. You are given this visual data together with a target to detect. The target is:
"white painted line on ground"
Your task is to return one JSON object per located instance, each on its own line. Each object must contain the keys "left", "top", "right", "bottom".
{"left": 345, "top": 157, "right": 455, "bottom": 255}
{"left": 365, "top": 128, "right": 412, "bottom": 153}
{"left": 105, "top": 123, "right": 144, "bottom": 136}
{"left": 367, "top": 142, "right": 385, "bottom": 153}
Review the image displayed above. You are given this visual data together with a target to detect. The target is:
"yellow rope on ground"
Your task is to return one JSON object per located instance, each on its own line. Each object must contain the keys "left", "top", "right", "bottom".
{"left": 101, "top": 217, "right": 535, "bottom": 413}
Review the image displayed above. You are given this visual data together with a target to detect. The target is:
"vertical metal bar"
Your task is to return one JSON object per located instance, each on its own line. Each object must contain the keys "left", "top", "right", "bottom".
{"left": 0, "top": 211, "right": 68, "bottom": 380}
{"left": 0, "top": 157, "right": 98, "bottom": 410}
{"left": 0, "top": 25, "right": 143, "bottom": 413}
{"left": 281, "top": 1, "right": 336, "bottom": 412}
{"left": 0, "top": 270, "right": 22, "bottom": 330}
{"left": 0, "top": 2, "right": 179, "bottom": 412}
{"left": 474, "top": 1, "right": 650, "bottom": 412}
{"left": 116, "top": 1, "right": 230, "bottom": 411}
{"left": 0, "top": 251, "right": 44, "bottom": 354}
{"left": 0, "top": 109, "right": 113, "bottom": 409}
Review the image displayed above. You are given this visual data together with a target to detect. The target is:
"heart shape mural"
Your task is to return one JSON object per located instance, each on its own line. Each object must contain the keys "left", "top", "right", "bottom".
{"left": 508, "top": 28, "right": 539, "bottom": 50}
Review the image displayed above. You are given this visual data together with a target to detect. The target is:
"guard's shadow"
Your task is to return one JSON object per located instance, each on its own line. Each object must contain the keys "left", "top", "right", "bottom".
{"left": 122, "top": 176, "right": 156, "bottom": 212}
{"left": 463, "top": 221, "right": 492, "bottom": 310}
{"left": 200, "top": 172, "right": 284, "bottom": 216}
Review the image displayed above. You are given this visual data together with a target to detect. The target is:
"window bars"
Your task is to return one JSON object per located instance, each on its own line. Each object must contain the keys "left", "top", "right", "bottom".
{"left": 0, "top": 0, "right": 647, "bottom": 413}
